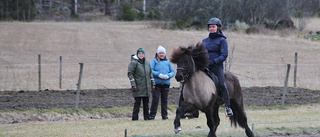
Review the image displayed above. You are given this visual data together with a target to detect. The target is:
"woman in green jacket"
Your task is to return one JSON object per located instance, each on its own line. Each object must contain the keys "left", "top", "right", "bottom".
{"left": 128, "top": 48, "right": 155, "bottom": 121}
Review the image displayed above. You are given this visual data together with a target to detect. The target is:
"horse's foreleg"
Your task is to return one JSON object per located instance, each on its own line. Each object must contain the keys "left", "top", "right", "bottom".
{"left": 205, "top": 109, "right": 216, "bottom": 137}
{"left": 212, "top": 105, "right": 220, "bottom": 133}
{"left": 173, "top": 106, "right": 184, "bottom": 134}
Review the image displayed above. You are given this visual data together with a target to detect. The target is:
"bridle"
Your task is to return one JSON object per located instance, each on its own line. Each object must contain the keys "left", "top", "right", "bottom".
{"left": 176, "top": 56, "right": 195, "bottom": 83}
{"left": 176, "top": 67, "right": 190, "bottom": 83}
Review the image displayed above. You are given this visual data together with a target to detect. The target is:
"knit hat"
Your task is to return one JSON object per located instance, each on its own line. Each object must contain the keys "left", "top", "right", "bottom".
{"left": 137, "top": 48, "right": 144, "bottom": 55}
{"left": 157, "top": 45, "right": 166, "bottom": 55}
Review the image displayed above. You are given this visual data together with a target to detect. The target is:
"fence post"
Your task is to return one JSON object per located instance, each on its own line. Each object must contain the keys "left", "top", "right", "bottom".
{"left": 75, "top": 63, "right": 84, "bottom": 109}
{"left": 251, "top": 123, "right": 254, "bottom": 134}
{"left": 281, "top": 64, "right": 291, "bottom": 109}
{"left": 38, "top": 54, "right": 41, "bottom": 91}
{"left": 59, "top": 56, "right": 62, "bottom": 89}
{"left": 124, "top": 129, "right": 127, "bottom": 137}
{"left": 294, "top": 52, "right": 298, "bottom": 87}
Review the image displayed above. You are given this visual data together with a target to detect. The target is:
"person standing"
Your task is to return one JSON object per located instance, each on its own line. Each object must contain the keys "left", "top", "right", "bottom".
{"left": 149, "top": 45, "right": 175, "bottom": 120}
{"left": 202, "top": 17, "right": 233, "bottom": 117}
{"left": 128, "top": 48, "right": 155, "bottom": 121}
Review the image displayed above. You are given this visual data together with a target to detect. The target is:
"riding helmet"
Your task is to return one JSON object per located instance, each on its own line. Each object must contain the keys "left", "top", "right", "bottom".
{"left": 207, "top": 18, "right": 222, "bottom": 27}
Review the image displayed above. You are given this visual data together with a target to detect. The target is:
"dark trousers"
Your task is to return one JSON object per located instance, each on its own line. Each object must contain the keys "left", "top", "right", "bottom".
{"left": 132, "top": 97, "right": 149, "bottom": 120}
{"left": 150, "top": 84, "right": 169, "bottom": 119}
{"left": 209, "top": 65, "right": 231, "bottom": 107}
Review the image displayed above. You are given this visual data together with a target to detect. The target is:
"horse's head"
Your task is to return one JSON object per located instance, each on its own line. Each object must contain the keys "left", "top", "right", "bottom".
{"left": 174, "top": 53, "right": 194, "bottom": 83}
{"left": 170, "top": 42, "right": 209, "bottom": 83}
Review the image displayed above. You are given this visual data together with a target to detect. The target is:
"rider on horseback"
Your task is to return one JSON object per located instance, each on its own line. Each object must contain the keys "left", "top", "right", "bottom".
{"left": 202, "top": 17, "right": 233, "bottom": 117}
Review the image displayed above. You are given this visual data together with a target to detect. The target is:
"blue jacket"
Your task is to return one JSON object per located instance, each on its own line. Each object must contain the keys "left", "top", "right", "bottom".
{"left": 150, "top": 56, "right": 175, "bottom": 86}
{"left": 202, "top": 32, "right": 228, "bottom": 68}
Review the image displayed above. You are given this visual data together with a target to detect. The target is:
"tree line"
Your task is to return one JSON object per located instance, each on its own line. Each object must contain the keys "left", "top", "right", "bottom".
{"left": 1, "top": 0, "right": 319, "bottom": 29}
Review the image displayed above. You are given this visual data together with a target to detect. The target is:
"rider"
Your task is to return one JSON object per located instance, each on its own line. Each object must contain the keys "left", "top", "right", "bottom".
{"left": 202, "top": 17, "right": 233, "bottom": 117}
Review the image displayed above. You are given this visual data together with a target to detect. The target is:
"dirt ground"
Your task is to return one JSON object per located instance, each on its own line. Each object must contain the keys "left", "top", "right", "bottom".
{"left": 0, "top": 86, "right": 319, "bottom": 110}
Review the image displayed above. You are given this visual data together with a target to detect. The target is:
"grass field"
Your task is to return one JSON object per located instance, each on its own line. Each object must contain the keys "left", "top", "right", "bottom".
{"left": 0, "top": 19, "right": 320, "bottom": 91}
{"left": 0, "top": 104, "right": 319, "bottom": 137}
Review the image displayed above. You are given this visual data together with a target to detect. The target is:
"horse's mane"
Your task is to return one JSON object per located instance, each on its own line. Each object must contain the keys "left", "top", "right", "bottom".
{"left": 170, "top": 42, "right": 209, "bottom": 71}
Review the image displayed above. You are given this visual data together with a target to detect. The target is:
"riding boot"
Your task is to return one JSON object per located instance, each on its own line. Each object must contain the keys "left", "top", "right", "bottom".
{"left": 221, "top": 83, "right": 233, "bottom": 117}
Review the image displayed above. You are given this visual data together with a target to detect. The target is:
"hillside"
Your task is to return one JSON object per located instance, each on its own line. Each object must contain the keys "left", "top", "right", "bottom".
{"left": 0, "top": 19, "right": 319, "bottom": 91}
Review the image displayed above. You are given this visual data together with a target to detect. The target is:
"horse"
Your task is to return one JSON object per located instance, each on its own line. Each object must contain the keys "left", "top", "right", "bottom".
{"left": 170, "top": 42, "right": 254, "bottom": 137}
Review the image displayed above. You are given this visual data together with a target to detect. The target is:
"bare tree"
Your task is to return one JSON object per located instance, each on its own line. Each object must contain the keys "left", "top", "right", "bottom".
{"left": 70, "top": 0, "right": 77, "bottom": 16}
{"left": 104, "top": 0, "right": 111, "bottom": 15}
{"left": 16, "top": 0, "right": 20, "bottom": 20}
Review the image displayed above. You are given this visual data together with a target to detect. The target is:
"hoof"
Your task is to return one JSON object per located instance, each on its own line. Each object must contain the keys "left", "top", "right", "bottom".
{"left": 174, "top": 127, "right": 182, "bottom": 134}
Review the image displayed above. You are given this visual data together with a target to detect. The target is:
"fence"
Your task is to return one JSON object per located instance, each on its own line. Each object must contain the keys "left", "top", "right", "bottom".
{"left": 0, "top": 54, "right": 320, "bottom": 91}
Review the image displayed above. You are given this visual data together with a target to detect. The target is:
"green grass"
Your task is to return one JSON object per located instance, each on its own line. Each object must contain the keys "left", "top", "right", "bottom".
{"left": 0, "top": 104, "right": 320, "bottom": 137}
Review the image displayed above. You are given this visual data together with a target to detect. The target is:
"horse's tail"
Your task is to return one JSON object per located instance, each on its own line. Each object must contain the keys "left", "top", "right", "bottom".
{"left": 228, "top": 72, "right": 248, "bottom": 128}
{"left": 227, "top": 72, "right": 254, "bottom": 137}
{"left": 230, "top": 99, "right": 248, "bottom": 128}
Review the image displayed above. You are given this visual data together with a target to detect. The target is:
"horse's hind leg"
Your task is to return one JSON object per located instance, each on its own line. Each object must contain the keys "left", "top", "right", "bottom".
{"left": 241, "top": 119, "right": 254, "bottom": 137}
{"left": 230, "top": 100, "right": 254, "bottom": 137}
{"left": 173, "top": 106, "right": 184, "bottom": 133}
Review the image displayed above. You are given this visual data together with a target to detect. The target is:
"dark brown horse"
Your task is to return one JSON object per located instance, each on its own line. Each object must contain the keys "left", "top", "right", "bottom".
{"left": 170, "top": 42, "right": 254, "bottom": 137}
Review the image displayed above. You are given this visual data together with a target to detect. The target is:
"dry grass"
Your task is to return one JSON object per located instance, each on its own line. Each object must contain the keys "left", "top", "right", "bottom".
{"left": 0, "top": 104, "right": 319, "bottom": 137}
{"left": 0, "top": 19, "right": 319, "bottom": 91}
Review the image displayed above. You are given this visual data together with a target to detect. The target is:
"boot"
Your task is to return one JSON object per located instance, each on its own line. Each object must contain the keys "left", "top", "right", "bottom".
{"left": 162, "top": 116, "right": 168, "bottom": 120}
{"left": 221, "top": 84, "right": 233, "bottom": 117}
{"left": 149, "top": 115, "right": 155, "bottom": 120}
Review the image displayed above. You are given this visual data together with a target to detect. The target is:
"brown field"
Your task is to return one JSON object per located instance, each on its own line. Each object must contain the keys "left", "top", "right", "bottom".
{"left": 0, "top": 18, "right": 320, "bottom": 91}
{"left": 1, "top": 18, "right": 320, "bottom": 137}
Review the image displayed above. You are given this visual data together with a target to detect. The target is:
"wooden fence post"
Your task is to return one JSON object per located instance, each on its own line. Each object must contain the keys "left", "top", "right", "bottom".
{"left": 38, "top": 54, "right": 41, "bottom": 91}
{"left": 251, "top": 123, "right": 254, "bottom": 135}
{"left": 281, "top": 64, "right": 291, "bottom": 109}
{"left": 75, "top": 63, "right": 84, "bottom": 109}
{"left": 294, "top": 52, "right": 298, "bottom": 87}
{"left": 59, "top": 56, "right": 62, "bottom": 89}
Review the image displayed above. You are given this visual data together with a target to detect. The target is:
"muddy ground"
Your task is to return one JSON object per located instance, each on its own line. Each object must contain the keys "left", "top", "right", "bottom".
{"left": 0, "top": 86, "right": 319, "bottom": 110}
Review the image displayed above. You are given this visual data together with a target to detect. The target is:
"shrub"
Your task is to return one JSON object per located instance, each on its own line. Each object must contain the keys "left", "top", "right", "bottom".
{"left": 147, "top": 11, "right": 154, "bottom": 20}
{"left": 299, "top": 33, "right": 320, "bottom": 41}
{"left": 136, "top": 10, "right": 145, "bottom": 20}
{"left": 117, "top": 3, "right": 136, "bottom": 21}
{"left": 245, "top": 26, "right": 260, "bottom": 34}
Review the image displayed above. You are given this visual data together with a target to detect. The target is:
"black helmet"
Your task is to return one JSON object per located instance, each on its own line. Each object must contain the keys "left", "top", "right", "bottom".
{"left": 207, "top": 18, "right": 222, "bottom": 27}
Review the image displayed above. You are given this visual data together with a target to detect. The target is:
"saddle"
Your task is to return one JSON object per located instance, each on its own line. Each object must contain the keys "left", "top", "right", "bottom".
{"left": 203, "top": 68, "right": 224, "bottom": 106}
{"left": 205, "top": 68, "right": 224, "bottom": 93}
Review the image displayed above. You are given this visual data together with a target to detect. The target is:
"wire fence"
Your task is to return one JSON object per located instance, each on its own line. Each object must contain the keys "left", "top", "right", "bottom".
{"left": 0, "top": 54, "right": 319, "bottom": 91}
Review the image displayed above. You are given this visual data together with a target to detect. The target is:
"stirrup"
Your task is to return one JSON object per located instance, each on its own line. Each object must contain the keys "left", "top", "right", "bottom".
{"left": 225, "top": 108, "right": 233, "bottom": 117}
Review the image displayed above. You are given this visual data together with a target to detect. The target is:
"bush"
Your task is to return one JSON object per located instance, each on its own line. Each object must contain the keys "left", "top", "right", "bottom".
{"left": 117, "top": 3, "right": 136, "bottom": 21}
{"left": 0, "top": 0, "right": 36, "bottom": 21}
{"left": 299, "top": 33, "right": 320, "bottom": 41}
{"left": 136, "top": 10, "right": 145, "bottom": 20}
{"left": 147, "top": 11, "right": 154, "bottom": 20}
{"left": 292, "top": 10, "right": 303, "bottom": 18}
{"left": 245, "top": 26, "right": 260, "bottom": 34}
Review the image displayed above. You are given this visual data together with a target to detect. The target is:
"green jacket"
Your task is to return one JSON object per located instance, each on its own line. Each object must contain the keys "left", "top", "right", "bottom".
{"left": 128, "top": 54, "right": 155, "bottom": 97}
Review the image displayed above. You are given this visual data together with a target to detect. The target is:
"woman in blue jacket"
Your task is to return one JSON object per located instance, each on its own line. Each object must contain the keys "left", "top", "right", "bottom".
{"left": 149, "top": 45, "right": 175, "bottom": 120}
{"left": 202, "top": 18, "right": 233, "bottom": 117}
